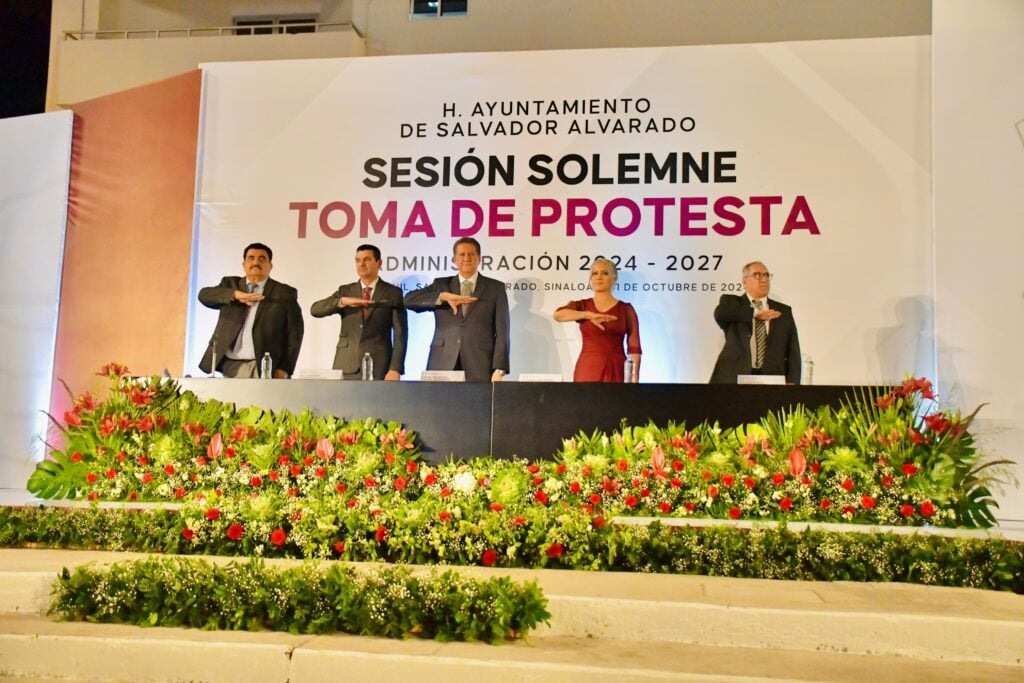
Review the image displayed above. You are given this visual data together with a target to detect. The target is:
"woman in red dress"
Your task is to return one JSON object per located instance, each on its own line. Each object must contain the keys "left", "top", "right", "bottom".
{"left": 554, "top": 258, "right": 642, "bottom": 382}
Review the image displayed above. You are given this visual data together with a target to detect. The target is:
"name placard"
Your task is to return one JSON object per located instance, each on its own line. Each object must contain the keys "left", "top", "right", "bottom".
{"left": 420, "top": 371, "right": 466, "bottom": 382}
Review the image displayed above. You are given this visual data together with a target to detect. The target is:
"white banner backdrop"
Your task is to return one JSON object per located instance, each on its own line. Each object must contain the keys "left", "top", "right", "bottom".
{"left": 0, "top": 111, "right": 73, "bottom": 489}
{"left": 190, "top": 39, "right": 932, "bottom": 384}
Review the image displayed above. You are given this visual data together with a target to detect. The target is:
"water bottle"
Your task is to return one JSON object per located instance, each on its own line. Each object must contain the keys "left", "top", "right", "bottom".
{"left": 802, "top": 354, "right": 814, "bottom": 385}
{"left": 260, "top": 352, "right": 273, "bottom": 379}
{"left": 361, "top": 352, "right": 374, "bottom": 381}
{"left": 623, "top": 358, "right": 634, "bottom": 384}
{"left": 210, "top": 340, "right": 218, "bottom": 377}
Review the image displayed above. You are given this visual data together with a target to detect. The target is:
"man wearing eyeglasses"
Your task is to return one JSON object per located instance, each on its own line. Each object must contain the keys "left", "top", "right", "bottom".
{"left": 710, "top": 261, "right": 801, "bottom": 384}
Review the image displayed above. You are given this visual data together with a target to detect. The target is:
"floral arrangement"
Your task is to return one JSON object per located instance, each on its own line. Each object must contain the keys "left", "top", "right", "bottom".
{"left": 14, "top": 364, "right": 1015, "bottom": 586}
{"left": 50, "top": 556, "right": 550, "bottom": 642}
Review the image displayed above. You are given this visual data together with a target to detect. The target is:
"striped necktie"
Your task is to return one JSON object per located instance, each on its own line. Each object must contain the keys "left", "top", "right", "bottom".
{"left": 752, "top": 299, "right": 767, "bottom": 369}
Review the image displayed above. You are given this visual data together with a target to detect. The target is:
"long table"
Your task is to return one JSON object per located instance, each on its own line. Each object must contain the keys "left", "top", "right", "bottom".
{"left": 177, "top": 379, "right": 869, "bottom": 464}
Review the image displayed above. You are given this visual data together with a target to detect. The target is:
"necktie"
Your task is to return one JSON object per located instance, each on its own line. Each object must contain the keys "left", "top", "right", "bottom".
{"left": 752, "top": 299, "right": 767, "bottom": 369}
{"left": 460, "top": 280, "right": 473, "bottom": 317}
{"left": 362, "top": 286, "right": 371, "bottom": 320}
{"left": 247, "top": 282, "right": 257, "bottom": 294}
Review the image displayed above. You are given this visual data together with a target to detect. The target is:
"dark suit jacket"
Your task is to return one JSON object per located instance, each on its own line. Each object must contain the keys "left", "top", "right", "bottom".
{"left": 404, "top": 274, "right": 510, "bottom": 382}
{"left": 710, "top": 294, "right": 801, "bottom": 384}
{"left": 310, "top": 280, "right": 408, "bottom": 378}
{"left": 198, "top": 276, "right": 304, "bottom": 376}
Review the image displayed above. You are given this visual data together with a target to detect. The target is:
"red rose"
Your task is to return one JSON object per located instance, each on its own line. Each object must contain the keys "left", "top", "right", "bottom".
{"left": 105, "top": 469, "right": 117, "bottom": 480}
{"left": 394, "top": 476, "right": 407, "bottom": 490}
{"left": 375, "top": 526, "right": 387, "bottom": 543}
{"left": 780, "top": 497, "right": 793, "bottom": 511}
{"left": 250, "top": 476, "right": 262, "bottom": 488}
{"left": 707, "top": 485, "right": 719, "bottom": 498}
{"left": 861, "top": 496, "right": 876, "bottom": 509}
{"left": 900, "top": 504, "right": 914, "bottom": 518}
{"left": 315, "top": 467, "right": 326, "bottom": 478}
{"left": 624, "top": 495, "right": 638, "bottom": 508}
{"left": 205, "top": 508, "right": 220, "bottom": 521}
{"left": 920, "top": 500, "right": 936, "bottom": 517}
{"left": 161, "top": 464, "right": 174, "bottom": 475}
{"left": 289, "top": 488, "right": 299, "bottom": 497}
{"left": 684, "top": 502, "right": 695, "bottom": 512}
{"left": 589, "top": 493, "right": 602, "bottom": 504}
{"left": 182, "top": 528, "right": 195, "bottom": 540}
{"left": 569, "top": 481, "right": 581, "bottom": 494}
{"left": 290, "top": 465, "right": 301, "bottom": 477}
{"left": 174, "top": 488, "right": 185, "bottom": 499}
{"left": 196, "top": 457, "right": 207, "bottom": 467}
{"left": 658, "top": 502, "right": 671, "bottom": 514}
{"left": 581, "top": 465, "right": 593, "bottom": 477}
{"left": 440, "top": 487, "right": 452, "bottom": 497}
{"left": 129, "top": 492, "right": 138, "bottom": 501}
{"left": 333, "top": 541, "right": 345, "bottom": 554}
{"left": 278, "top": 455, "right": 291, "bottom": 466}
{"left": 772, "top": 473, "right": 785, "bottom": 485}
{"left": 86, "top": 472, "right": 97, "bottom": 483}
{"left": 226, "top": 523, "right": 244, "bottom": 541}
{"left": 406, "top": 460, "right": 418, "bottom": 473}
{"left": 513, "top": 516, "right": 526, "bottom": 526}
{"left": 701, "top": 470, "right": 712, "bottom": 481}
{"left": 902, "top": 463, "right": 918, "bottom": 476}
{"left": 334, "top": 482, "right": 347, "bottom": 494}
{"left": 87, "top": 492, "right": 98, "bottom": 501}
{"left": 721, "top": 474, "right": 735, "bottom": 487}
{"left": 70, "top": 452, "right": 83, "bottom": 463}
{"left": 346, "top": 498, "right": 357, "bottom": 508}
{"left": 841, "top": 478, "right": 855, "bottom": 492}
{"left": 801, "top": 476, "right": 811, "bottom": 486}
{"left": 841, "top": 505, "right": 856, "bottom": 517}
{"left": 424, "top": 472, "right": 438, "bottom": 486}
{"left": 616, "top": 459, "right": 629, "bottom": 472}
{"left": 269, "top": 471, "right": 279, "bottom": 481}
{"left": 546, "top": 543, "right": 564, "bottom": 558}
{"left": 365, "top": 477, "right": 377, "bottom": 488}
{"left": 535, "top": 490, "right": 549, "bottom": 505}
{"left": 438, "top": 511, "right": 452, "bottom": 522}
{"left": 303, "top": 456, "right": 314, "bottom": 467}
{"left": 481, "top": 549, "right": 498, "bottom": 566}
{"left": 532, "top": 476, "right": 544, "bottom": 486}
{"left": 527, "top": 464, "right": 540, "bottom": 474}
{"left": 671, "top": 459, "right": 684, "bottom": 471}
{"left": 556, "top": 463, "right": 567, "bottom": 474}
{"left": 820, "top": 498, "right": 831, "bottom": 510}
{"left": 270, "top": 528, "right": 287, "bottom": 546}
{"left": 882, "top": 475, "right": 894, "bottom": 487}
{"left": 670, "top": 477, "right": 682, "bottom": 488}
{"left": 141, "top": 473, "right": 153, "bottom": 484}
{"left": 743, "top": 477, "right": 756, "bottom": 489}
{"left": 728, "top": 506, "right": 741, "bottom": 519}
{"left": 593, "top": 517, "right": 607, "bottom": 528}
{"left": 490, "top": 502, "right": 503, "bottom": 512}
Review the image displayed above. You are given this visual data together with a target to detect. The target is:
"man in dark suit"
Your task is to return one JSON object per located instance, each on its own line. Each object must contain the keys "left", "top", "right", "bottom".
{"left": 405, "top": 237, "right": 510, "bottom": 382}
{"left": 310, "top": 244, "right": 407, "bottom": 380}
{"left": 710, "top": 261, "right": 801, "bottom": 384}
{"left": 198, "top": 242, "right": 303, "bottom": 378}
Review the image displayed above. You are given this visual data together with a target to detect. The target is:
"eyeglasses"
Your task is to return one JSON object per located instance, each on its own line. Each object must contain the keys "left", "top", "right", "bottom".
{"left": 746, "top": 272, "right": 772, "bottom": 281}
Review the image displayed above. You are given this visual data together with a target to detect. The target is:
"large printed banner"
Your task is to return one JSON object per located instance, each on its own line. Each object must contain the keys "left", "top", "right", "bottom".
{"left": 191, "top": 38, "right": 932, "bottom": 383}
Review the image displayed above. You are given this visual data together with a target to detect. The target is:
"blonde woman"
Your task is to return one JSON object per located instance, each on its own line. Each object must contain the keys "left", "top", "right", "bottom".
{"left": 554, "top": 258, "right": 641, "bottom": 382}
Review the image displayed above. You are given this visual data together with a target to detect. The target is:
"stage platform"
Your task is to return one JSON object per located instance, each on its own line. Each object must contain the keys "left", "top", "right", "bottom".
{"left": 177, "top": 379, "right": 868, "bottom": 463}
{"left": 1, "top": 548, "right": 1022, "bottom": 682}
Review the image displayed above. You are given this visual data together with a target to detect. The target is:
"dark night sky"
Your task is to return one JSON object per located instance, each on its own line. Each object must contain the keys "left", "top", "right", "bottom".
{"left": 1, "top": 2, "right": 53, "bottom": 119}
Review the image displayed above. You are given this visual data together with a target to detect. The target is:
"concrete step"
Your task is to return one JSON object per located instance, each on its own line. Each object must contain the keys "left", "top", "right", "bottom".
{"left": 1, "top": 548, "right": 1023, "bottom": 681}
{"left": 1, "top": 614, "right": 1022, "bottom": 683}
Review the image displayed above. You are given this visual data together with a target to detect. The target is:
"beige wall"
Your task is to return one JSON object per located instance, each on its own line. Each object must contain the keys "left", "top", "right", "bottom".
{"left": 50, "top": 0, "right": 931, "bottom": 110}
{"left": 55, "top": 30, "right": 365, "bottom": 105}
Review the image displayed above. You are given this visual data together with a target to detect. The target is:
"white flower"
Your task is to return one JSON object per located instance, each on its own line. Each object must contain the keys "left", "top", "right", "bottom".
{"left": 452, "top": 471, "right": 476, "bottom": 494}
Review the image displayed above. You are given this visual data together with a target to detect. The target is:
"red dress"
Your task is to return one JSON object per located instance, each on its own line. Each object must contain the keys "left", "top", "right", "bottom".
{"left": 558, "top": 299, "right": 642, "bottom": 382}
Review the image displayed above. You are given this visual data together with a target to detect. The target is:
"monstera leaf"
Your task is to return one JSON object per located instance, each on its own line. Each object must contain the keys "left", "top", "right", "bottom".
{"left": 26, "top": 450, "right": 86, "bottom": 500}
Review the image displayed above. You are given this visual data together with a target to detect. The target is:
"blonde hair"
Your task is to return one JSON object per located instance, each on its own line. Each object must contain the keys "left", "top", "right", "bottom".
{"left": 591, "top": 257, "right": 618, "bottom": 284}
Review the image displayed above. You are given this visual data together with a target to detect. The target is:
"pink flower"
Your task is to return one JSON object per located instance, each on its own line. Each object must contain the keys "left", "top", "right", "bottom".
{"left": 315, "top": 437, "right": 335, "bottom": 460}
{"left": 787, "top": 448, "right": 807, "bottom": 477}
{"left": 270, "top": 529, "right": 287, "bottom": 546}
{"left": 206, "top": 433, "right": 224, "bottom": 460}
